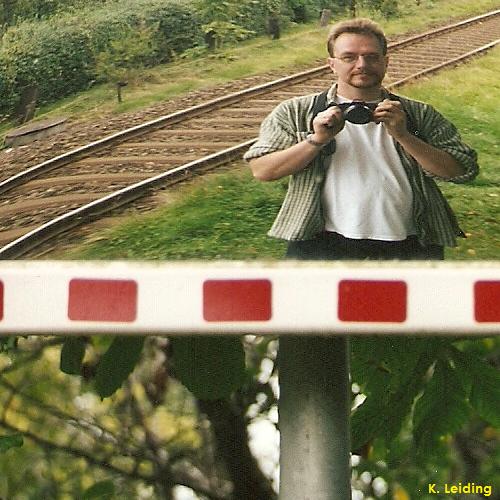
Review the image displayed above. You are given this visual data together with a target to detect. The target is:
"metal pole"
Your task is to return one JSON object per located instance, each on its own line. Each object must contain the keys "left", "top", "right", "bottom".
{"left": 279, "top": 336, "right": 351, "bottom": 500}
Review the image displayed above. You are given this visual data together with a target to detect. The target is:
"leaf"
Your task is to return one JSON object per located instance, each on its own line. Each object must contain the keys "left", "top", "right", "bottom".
{"left": 171, "top": 336, "right": 246, "bottom": 400}
{"left": 82, "top": 480, "right": 115, "bottom": 499}
{"left": 94, "top": 336, "right": 145, "bottom": 398}
{"left": 0, "top": 434, "right": 23, "bottom": 453}
{"left": 0, "top": 336, "right": 17, "bottom": 352}
{"left": 60, "top": 337, "right": 86, "bottom": 375}
{"left": 413, "top": 359, "right": 470, "bottom": 453}
{"left": 351, "top": 337, "right": 444, "bottom": 394}
{"left": 350, "top": 338, "right": 441, "bottom": 451}
{"left": 450, "top": 347, "right": 500, "bottom": 427}
{"left": 351, "top": 357, "right": 432, "bottom": 451}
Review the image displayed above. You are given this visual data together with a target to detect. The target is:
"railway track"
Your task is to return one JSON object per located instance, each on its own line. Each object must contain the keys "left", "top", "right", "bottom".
{"left": 1, "top": 9, "right": 499, "bottom": 259}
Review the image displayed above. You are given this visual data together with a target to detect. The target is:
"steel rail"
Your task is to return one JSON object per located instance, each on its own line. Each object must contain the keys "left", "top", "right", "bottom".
{"left": 1, "top": 38, "right": 498, "bottom": 259}
{"left": 0, "top": 140, "right": 256, "bottom": 258}
{"left": 387, "top": 39, "right": 500, "bottom": 87}
{"left": 386, "top": 8, "right": 500, "bottom": 50}
{"left": 0, "top": 9, "right": 498, "bottom": 196}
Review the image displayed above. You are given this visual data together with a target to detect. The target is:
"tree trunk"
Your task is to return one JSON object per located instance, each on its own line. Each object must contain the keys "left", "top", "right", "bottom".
{"left": 198, "top": 398, "right": 276, "bottom": 500}
{"left": 268, "top": 14, "right": 280, "bottom": 40}
{"left": 320, "top": 9, "right": 331, "bottom": 27}
{"left": 205, "top": 30, "right": 217, "bottom": 51}
{"left": 14, "top": 84, "right": 38, "bottom": 124}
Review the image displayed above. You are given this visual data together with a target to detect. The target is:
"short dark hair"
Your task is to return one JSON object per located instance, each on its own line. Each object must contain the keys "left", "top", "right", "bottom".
{"left": 327, "top": 18, "right": 387, "bottom": 56}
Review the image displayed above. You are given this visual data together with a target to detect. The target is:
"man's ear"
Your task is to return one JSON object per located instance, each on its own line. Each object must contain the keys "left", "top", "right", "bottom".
{"left": 327, "top": 57, "right": 336, "bottom": 73}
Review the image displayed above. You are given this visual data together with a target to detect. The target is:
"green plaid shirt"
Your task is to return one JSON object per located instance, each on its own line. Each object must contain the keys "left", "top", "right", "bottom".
{"left": 244, "top": 85, "right": 479, "bottom": 247}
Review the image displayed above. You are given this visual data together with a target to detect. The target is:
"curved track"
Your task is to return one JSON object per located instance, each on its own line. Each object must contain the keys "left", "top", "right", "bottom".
{"left": 1, "top": 10, "right": 499, "bottom": 258}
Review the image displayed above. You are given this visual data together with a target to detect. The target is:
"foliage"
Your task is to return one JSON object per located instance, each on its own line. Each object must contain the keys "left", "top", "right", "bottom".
{"left": 0, "top": 19, "right": 95, "bottom": 115}
{"left": 350, "top": 338, "right": 500, "bottom": 458}
{"left": 0, "top": 0, "right": 202, "bottom": 116}
{"left": 171, "top": 336, "right": 246, "bottom": 400}
{"left": 0, "top": 1, "right": 114, "bottom": 26}
{"left": 82, "top": 480, "right": 115, "bottom": 500}
{"left": 93, "top": 336, "right": 146, "bottom": 398}
{"left": 195, "top": 0, "right": 259, "bottom": 49}
{"left": 0, "top": 433, "right": 23, "bottom": 453}
{"left": 202, "top": 20, "right": 256, "bottom": 49}
{"left": 0, "top": 337, "right": 215, "bottom": 498}
{"left": 94, "top": 21, "right": 162, "bottom": 101}
{"left": 354, "top": 0, "right": 400, "bottom": 17}
{"left": 94, "top": 22, "right": 161, "bottom": 80}
{"left": 60, "top": 336, "right": 86, "bottom": 375}
{"left": 380, "top": 0, "right": 400, "bottom": 17}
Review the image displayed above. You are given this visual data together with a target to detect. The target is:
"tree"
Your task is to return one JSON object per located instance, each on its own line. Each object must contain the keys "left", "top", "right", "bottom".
{"left": 2, "top": 332, "right": 498, "bottom": 498}
{"left": 94, "top": 22, "right": 160, "bottom": 103}
{"left": 195, "top": 0, "right": 256, "bottom": 50}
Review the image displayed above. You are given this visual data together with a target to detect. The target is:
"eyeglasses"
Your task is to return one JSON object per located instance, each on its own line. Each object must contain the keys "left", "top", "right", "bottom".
{"left": 333, "top": 54, "right": 384, "bottom": 65}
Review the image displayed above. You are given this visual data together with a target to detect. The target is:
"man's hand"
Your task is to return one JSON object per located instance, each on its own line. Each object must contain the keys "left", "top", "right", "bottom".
{"left": 374, "top": 99, "right": 466, "bottom": 179}
{"left": 373, "top": 99, "right": 408, "bottom": 139}
{"left": 249, "top": 106, "right": 344, "bottom": 181}
{"left": 312, "top": 105, "right": 345, "bottom": 143}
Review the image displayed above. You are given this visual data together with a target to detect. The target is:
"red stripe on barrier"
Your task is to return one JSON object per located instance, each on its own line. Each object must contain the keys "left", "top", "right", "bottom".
{"left": 68, "top": 279, "right": 137, "bottom": 322}
{"left": 203, "top": 279, "right": 272, "bottom": 322}
{"left": 474, "top": 281, "right": 500, "bottom": 322}
{"left": 338, "top": 280, "right": 407, "bottom": 322}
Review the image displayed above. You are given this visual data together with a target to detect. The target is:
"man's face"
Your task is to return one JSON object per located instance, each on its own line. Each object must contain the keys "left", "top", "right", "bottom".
{"left": 328, "top": 33, "right": 388, "bottom": 92}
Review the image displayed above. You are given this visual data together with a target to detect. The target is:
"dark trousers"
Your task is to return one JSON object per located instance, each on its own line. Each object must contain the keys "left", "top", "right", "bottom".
{"left": 286, "top": 232, "right": 444, "bottom": 261}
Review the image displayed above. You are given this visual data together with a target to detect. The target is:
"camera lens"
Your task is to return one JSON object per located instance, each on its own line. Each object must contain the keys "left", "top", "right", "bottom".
{"left": 343, "top": 103, "right": 373, "bottom": 124}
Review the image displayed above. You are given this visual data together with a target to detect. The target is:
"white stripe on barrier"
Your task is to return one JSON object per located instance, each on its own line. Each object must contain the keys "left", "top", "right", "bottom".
{"left": 0, "top": 261, "right": 498, "bottom": 335}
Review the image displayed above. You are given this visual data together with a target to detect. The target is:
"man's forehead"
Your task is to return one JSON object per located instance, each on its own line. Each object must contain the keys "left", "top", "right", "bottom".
{"left": 334, "top": 32, "right": 383, "bottom": 52}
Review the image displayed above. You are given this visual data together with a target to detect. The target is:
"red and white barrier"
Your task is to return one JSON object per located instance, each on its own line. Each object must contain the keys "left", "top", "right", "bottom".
{"left": 0, "top": 261, "right": 498, "bottom": 335}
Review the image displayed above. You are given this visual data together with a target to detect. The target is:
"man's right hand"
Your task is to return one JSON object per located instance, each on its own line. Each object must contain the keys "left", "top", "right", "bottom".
{"left": 312, "top": 105, "right": 345, "bottom": 142}
{"left": 249, "top": 106, "right": 344, "bottom": 182}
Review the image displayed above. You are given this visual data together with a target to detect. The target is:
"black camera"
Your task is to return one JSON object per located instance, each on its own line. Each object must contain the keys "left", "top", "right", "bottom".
{"left": 329, "top": 101, "right": 378, "bottom": 125}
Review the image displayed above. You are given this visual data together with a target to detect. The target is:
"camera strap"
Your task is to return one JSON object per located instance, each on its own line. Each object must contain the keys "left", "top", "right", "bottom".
{"left": 310, "top": 89, "right": 419, "bottom": 136}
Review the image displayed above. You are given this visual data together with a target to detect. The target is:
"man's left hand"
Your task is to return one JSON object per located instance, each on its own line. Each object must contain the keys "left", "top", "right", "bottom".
{"left": 373, "top": 99, "right": 408, "bottom": 139}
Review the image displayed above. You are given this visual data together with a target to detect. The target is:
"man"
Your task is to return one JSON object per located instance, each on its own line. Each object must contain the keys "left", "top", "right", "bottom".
{"left": 244, "top": 18, "right": 479, "bottom": 260}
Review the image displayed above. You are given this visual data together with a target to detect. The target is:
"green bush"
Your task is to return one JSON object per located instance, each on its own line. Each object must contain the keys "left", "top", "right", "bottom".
{"left": 0, "top": 0, "right": 201, "bottom": 117}
{"left": 0, "top": 21, "right": 94, "bottom": 114}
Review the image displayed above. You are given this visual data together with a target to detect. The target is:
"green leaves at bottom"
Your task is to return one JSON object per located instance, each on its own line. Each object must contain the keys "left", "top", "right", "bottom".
{"left": 450, "top": 347, "right": 500, "bottom": 427}
{"left": 171, "top": 336, "right": 246, "bottom": 400}
{"left": 413, "top": 358, "right": 470, "bottom": 453}
{"left": 82, "top": 480, "right": 115, "bottom": 499}
{"left": 60, "top": 337, "right": 87, "bottom": 375}
{"left": 94, "top": 336, "right": 145, "bottom": 398}
{"left": 0, "top": 433, "right": 23, "bottom": 453}
{"left": 350, "top": 338, "right": 440, "bottom": 452}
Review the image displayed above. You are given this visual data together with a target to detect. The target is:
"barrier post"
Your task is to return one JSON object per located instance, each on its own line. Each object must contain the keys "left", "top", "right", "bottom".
{"left": 279, "top": 336, "right": 351, "bottom": 500}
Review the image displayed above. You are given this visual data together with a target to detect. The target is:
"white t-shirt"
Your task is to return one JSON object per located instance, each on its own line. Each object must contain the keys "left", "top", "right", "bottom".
{"left": 321, "top": 100, "right": 416, "bottom": 241}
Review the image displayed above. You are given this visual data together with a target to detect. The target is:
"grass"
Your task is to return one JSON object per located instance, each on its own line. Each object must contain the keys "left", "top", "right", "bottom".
{"left": 53, "top": 46, "right": 500, "bottom": 262}
{"left": 2, "top": 0, "right": 498, "bottom": 135}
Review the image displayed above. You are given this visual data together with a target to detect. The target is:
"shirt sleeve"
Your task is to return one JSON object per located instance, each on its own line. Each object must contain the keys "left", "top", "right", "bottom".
{"left": 243, "top": 99, "right": 302, "bottom": 161}
{"left": 418, "top": 104, "right": 479, "bottom": 184}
